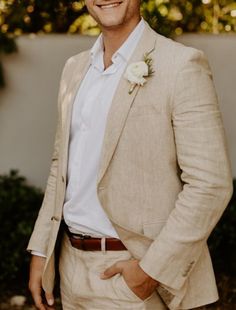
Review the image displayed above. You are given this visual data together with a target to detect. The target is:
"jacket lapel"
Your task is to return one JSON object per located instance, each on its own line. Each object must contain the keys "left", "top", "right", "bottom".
{"left": 97, "top": 22, "right": 157, "bottom": 184}
{"left": 61, "top": 53, "right": 90, "bottom": 174}
{"left": 61, "top": 53, "right": 90, "bottom": 129}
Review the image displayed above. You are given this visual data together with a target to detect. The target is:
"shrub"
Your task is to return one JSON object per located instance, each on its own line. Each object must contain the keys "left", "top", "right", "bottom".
{"left": 208, "top": 179, "right": 236, "bottom": 275}
{"left": 0, "top": 33, "right": 17, "bottom": 87}
{"left": 0, "top": 170, "right": 43, "bottom": 288}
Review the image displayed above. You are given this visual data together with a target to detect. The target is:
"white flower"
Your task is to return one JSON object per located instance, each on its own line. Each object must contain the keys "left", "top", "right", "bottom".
{"left": 124, "top": 61, "right": 149, "bottom": 87}
{"left": 124, "top": 48, "right": 155, "bottom": 94}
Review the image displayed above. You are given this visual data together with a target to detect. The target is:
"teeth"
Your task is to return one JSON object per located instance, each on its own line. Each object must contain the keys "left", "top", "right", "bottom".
{"left": 100, "top": 3, "right": 120, "bottom": 8}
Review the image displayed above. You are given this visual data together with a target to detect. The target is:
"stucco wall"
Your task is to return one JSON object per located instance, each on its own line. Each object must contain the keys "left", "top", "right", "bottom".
{"left": 0, "top": 33, "right": 235, "bottom": 189}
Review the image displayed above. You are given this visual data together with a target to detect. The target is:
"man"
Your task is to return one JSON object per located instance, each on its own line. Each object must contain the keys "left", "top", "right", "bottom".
{"left": 28, "top": 0, "right": 233, "bottom": 309}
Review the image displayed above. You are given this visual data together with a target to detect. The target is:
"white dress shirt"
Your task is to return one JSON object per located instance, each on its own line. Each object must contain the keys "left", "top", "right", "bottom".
{"left": 63, "top": 19, "right": 145, "bottom": 238}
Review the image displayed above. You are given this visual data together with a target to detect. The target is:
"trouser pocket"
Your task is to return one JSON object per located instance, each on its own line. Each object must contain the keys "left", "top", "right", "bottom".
{"left": 114, "top": 274, "right": 155, "bottom": 303}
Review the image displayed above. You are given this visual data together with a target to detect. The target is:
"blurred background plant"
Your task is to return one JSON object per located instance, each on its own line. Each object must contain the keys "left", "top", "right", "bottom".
{"left": 0, "top": 0, "right": 236, "bottom": 37}
{"left": 0, "top": 32, "right": 16, "bottom": 87}
{"left": 208, "top": 179, "right": 236, "bottom": 276}
{"left": 207, "top": 179, "right": 236, "bottom": 306}
{"left": 0, "top": 170, "right": 43, "bottom": 293}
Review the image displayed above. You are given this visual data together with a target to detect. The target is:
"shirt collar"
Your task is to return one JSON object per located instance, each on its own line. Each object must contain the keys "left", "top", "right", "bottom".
{"left": 112, "top": 18, "right": 145, "bottom": 63}
{"left": 90, "top": 18, "right": 145, "bottom": 71}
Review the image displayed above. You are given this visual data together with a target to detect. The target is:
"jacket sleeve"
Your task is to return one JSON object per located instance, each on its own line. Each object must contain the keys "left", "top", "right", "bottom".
{"left": 27, "top": 59, "right": 70, "bottom": 255}
{"left": 139, "top": 49, "right": 233, "bottom": 291}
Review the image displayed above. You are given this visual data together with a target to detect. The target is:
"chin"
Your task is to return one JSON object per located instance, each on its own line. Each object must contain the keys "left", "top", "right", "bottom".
{"left": 100, "top": 21, "right": 124, "bottom": 29}
{"left": 98, "top": 16, "right": 126, "bottom": 29}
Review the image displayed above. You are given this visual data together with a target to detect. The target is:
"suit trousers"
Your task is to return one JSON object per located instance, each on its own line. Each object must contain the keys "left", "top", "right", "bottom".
{"left": 59, "top": 234, "right": 167, "bottom": 310}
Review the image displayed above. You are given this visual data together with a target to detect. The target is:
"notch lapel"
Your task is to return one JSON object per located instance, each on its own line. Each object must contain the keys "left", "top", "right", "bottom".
{"left": 97, "top": 22, "right": 157, "bottom": 185}
{"left": 61, "top": 53, "right": 90, "bottom": 173}
{"left": 62, "top": 53, "right": 90, "bottom": 127}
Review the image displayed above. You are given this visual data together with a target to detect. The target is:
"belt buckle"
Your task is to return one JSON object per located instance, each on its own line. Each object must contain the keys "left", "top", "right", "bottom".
{"left": 73, "top": 234, "right": 92, "bottom": 251}
{"left": 75, "top": 233, "right": 92, "bottom": 240}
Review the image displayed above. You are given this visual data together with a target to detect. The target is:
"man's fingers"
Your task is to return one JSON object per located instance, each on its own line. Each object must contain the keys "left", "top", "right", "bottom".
{"left": 29, "top": 255, "right": 47, "bottom": 309}
{"left": 101, "top": 260, "right": 126, "bottom": 279}
{"left": 30, "top": 285, "right": 46, "bottom": 310}
{"left": 45, "top": 292, "right": 55, "bottom": 307}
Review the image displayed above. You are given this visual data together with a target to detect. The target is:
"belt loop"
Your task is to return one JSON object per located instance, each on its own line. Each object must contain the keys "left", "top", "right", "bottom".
{"left": 101, "top": 237, "right": 106, "bottom": 254}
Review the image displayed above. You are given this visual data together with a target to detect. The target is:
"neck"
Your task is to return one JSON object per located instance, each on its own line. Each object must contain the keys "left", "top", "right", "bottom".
{"left": 101, "top": 17, "right": 141, "bottom": 69}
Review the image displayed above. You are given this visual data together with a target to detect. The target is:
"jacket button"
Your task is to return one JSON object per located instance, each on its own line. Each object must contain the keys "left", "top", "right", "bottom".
{"left": 62, "top": 176, "right": 65, "bottom": 183}
{"left": 51, "top": 216, "right": 60, "bottom": 222}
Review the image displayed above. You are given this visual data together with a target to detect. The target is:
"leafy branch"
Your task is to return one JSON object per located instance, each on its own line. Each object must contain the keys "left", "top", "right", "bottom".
{"left": 0, "top": 33, "right": 17, "bottom": 88}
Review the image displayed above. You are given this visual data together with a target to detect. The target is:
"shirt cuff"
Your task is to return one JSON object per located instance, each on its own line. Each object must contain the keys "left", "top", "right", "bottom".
{"left": 31, "top": 250, "right": 47, "bottom": 258}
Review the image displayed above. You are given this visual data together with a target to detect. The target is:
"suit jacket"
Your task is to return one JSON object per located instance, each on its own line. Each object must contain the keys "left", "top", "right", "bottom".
{"left": 27, "top": 21, "right": 233, "bottom": 309}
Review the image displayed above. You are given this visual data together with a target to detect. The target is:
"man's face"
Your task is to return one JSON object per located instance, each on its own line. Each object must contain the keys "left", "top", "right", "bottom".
{"left": 85, "top": 0, "right": 140, "bottom": 30}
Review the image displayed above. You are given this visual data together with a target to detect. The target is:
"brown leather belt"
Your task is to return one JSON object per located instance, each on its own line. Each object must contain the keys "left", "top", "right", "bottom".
{"left": 64, "top": 223, "right": 127, "bottom": 251}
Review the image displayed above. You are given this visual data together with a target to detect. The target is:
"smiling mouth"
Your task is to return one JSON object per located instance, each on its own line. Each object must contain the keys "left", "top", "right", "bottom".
{"left": 97, "top": 2, "right": 122, "bottom": 9}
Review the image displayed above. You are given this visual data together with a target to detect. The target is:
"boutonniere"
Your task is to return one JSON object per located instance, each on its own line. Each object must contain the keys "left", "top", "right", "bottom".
{"left": 124, "top": 47, "right": 155, "bottom": 94}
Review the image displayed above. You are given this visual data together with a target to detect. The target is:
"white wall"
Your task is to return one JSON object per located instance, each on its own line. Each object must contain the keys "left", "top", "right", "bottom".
{"left": 0, "top": 35, "right": 96, "bottom": 189}
{"left": 0, "top": 33, "right": 235, "bottom": 190}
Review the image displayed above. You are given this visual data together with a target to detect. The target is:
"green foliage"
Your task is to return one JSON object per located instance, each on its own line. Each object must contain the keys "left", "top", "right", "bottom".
{"left": 0, "top": 170, "right": 43, "bottom": 287}
{"left": 0, "top": 0, "right": 236, "bottom": 37}
{"left": 0, "top": 33, "right": 17, "bottom": 54}
{"left": 0, "top": 32, "right": 17, "bottom": 87}
{"left": 141, "top": 0, "right": 236, "bottom": 36}
{"left": 208, "top": 179, "right": 236, "bottom": 275}
{"left": 0, "top": 0, "right": 87, "bottom": 34}
{"left": 141, "top": 0, "right": 203, "bottom": 36}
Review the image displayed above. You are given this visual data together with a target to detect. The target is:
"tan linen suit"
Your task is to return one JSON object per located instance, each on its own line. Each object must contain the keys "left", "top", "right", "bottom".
{"left": 28, "top": 21, "right": 233, "bottom": 310}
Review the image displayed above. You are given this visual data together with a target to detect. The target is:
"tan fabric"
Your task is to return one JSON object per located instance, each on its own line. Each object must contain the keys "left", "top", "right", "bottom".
{"left": 27, "top": 21, "right": 233, "bottom": 310}
{"left": 59, "top": 234, "right": 167, "bottom": 310}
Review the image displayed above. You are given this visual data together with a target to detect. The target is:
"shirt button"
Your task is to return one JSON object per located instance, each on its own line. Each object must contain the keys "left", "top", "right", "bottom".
{"left": 81, "top": 123, "right": 87, "bottom": 131}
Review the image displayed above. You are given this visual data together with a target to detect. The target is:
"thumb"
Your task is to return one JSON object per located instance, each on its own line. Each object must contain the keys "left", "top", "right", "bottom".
{"left": 100, "top": 261, "right": 125, "bottom": 279}
{"left": 45, "top": 292, "right": 54, "bottom": 306}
